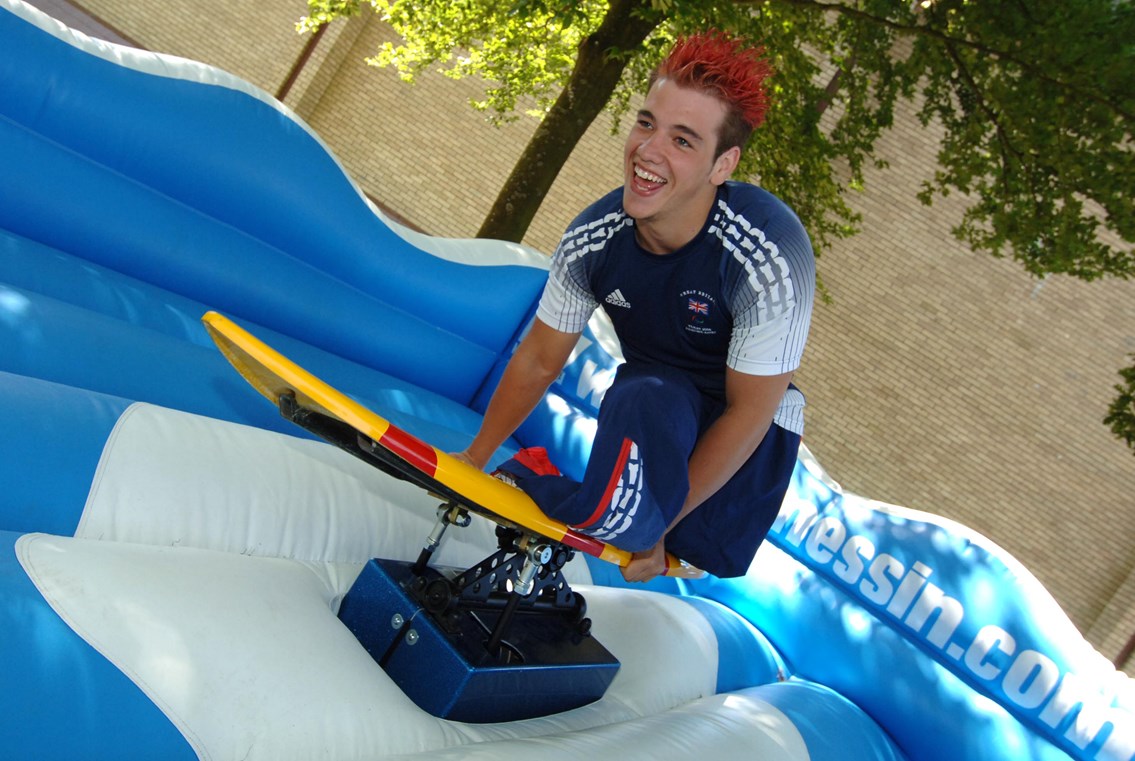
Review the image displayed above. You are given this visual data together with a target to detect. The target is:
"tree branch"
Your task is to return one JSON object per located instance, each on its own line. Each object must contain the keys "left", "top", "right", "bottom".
{"left": 753, "top": 0, "right": 1134, "bottom": 121}
{"left": 942, "top": 40, "right": 1021, "bottom": 183}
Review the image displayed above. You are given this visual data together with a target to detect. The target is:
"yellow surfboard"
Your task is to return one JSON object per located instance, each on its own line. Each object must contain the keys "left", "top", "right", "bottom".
{"left": 203, "top": 311, "right": 701, "bottom": 578}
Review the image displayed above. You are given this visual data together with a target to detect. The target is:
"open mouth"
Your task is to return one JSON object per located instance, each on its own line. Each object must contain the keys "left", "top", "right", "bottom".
{"left": 631, "top": 164, "right": 667, "bottom": 193}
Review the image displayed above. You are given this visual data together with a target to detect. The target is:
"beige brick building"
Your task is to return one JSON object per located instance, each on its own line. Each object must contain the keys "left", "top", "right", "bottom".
{"left": 37, "top": 0, "right": 1134, "bottom": 671}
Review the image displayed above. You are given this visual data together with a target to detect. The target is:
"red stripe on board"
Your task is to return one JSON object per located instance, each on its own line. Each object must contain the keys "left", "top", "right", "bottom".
{"left": 561, "top": 530, "right": 607, "bottom": 558}
{"left": 575, "top": 437, "right": 633, "bottom": 529}
{"left": 379, "top": 425, "right": 439, "bottom": 477}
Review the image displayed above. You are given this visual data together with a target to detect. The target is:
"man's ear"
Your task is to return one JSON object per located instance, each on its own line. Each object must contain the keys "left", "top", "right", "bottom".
{"left": 711, "top": 145, "right": 741, "bottom": 185}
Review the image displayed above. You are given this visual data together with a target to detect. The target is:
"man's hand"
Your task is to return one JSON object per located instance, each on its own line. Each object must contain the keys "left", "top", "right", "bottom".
{"left": 621, "top": 539, "right": 668, "bottom": 583}
{"left": 460, "top": 320, "right": 581, "bottom": 470}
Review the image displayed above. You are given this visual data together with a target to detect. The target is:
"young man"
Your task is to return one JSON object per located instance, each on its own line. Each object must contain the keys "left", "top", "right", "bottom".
{"left": 458, "top": 32, "right": 815, "bottom": 582}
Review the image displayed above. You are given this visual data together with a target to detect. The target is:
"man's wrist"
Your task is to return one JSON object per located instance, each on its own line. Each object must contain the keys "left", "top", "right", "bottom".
{"left": 464, "top": 438, "right": 499, "bottom": 470}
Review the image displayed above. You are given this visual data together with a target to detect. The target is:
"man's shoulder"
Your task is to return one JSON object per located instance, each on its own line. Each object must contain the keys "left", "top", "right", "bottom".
{"left": 715, "top": 182, "right": 813, "bottom": 261}
{"left": 717, "top": 181, "right": 802, "bottom": 230}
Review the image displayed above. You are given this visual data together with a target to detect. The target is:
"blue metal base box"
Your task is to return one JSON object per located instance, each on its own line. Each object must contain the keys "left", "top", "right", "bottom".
{"left": 338, "top": 558, "right": 620, "bottom": 723}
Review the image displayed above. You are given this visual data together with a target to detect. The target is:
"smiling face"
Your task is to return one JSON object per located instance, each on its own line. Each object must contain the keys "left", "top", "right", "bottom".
{"left": 622, "top": 78, "right": 741, "bottom": 254}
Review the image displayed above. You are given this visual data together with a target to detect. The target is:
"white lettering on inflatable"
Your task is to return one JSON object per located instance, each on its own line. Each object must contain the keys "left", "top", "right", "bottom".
{"left": 903, "top": 582, "right": 965, "bottom": 649}
{"left": 1002, "top": 650, "right": 1060, "bottom": 709}
{"left": 574, "top": 359, "right": 615, "bottom": 408}
{"left": 769, "top": 499, "right": 818, "bottom": 548}
{"left": 832, "top": 535, "right": 874, "bottom": 584}
{"left": 860, "top": 553, "right": 904, "bottom": 606}
{"left": 765, "top": 505, "right": 1135, "bottom": 759}
{"left": 1039, "top": 672, "right": 1135, "bottom": 761}
{"left": 1092, "top": 723, "right": 1135, "bottom": 761}
{"left": 567, "top": 336, "right": 593, "bottom": 363}
{"left": 805, "top": 516, "right": 845, "bottom": 564}
{"left": 1038, "top": 669, "right": 1086, "bottom": 727}
{"left": 964, "top": 624, "right": 1016, "bottom": 680}
{"left": 887, "top": 561, "right": 932, "bottom": 619}
{"left": 1064, "top": 703, "right": 1135, "bottom": 761}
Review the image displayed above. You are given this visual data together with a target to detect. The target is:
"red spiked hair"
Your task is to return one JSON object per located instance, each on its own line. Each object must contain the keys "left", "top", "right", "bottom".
{"left": 650, "top": 31, "right": 773, "bottom": 154}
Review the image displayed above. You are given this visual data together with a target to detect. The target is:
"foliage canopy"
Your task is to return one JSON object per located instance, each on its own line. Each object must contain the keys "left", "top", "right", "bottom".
{"left": 304, "top": 0, "right": 1133, "bottom": 276}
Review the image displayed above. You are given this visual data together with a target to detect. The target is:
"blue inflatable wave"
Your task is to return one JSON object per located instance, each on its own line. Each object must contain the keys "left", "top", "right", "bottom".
{"left": 1, "top": 1, "right": 1131, "bottom": 759}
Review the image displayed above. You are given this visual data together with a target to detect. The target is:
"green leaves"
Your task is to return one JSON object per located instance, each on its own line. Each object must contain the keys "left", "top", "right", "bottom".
{"left": 904, "top": 0, "right": 1133, "bottom": 279}
{"left": 304, "top": 0, "right": 1132, "bottom": 280}
{"left": 1105, "top": 357, "right": 1135, "bottom": 455}
{"left": 327, "top": 0, "right": 611, "bottom": 122}
{"left": 299, "top": 0, "right": 365, "bottom": 32}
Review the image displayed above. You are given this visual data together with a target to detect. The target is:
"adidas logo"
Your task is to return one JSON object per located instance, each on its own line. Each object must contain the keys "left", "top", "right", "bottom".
{"left": 604, "top": 289, "right": 631, "bottom": 308}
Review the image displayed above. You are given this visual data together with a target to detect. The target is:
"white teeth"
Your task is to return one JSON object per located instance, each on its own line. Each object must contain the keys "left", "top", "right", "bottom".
{"left": 634, "top": 165, "right": 667, "bottom": 184}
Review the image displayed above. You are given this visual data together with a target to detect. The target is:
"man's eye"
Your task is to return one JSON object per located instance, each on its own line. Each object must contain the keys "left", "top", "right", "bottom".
{"left": 637, "top": 119, "right": 653, "bottom": 130}
{"left": 676, "top": 137, "right": 691, "bottom": 148}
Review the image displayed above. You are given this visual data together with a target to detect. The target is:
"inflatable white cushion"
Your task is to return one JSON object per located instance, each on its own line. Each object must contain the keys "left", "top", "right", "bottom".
{"left": 75, "top": 402, "right": 589, "bottom": 589}
{"left": 15, "top": 403, "right": 814, "bottom": 759}
{"left": 17, "top": 533, "right": 808, "bottom": 760}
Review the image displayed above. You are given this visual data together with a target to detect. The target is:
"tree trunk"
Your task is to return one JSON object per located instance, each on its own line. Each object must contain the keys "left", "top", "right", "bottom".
{"left": 476, "top": 0, "right": 659, "bottom": 244}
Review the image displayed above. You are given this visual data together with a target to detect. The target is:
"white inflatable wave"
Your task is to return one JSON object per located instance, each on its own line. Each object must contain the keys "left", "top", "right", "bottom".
{"left": 0, "top": 1, "right": 1130, "bottom": 758}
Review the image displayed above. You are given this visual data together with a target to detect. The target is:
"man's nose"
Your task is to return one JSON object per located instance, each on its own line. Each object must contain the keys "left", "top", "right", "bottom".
{"left": 635, "top": 134, "right": 662, "bottom": 162}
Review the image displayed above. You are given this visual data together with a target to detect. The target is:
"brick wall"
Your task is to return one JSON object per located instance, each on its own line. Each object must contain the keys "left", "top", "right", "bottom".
{"left": 74, "top": 0, "right": 309, "bottom": 94}
{"left": 287, "top": 11, "right": 626, "bottom": 252}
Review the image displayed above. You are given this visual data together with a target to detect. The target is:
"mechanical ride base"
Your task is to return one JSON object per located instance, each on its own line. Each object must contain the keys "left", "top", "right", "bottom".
{"left": 283, "top": 385, "right": 624, "bottom": 723}
{"left": 339, "top": 554, "right": 620, "bottom": 723}
{"left": 200, "top": 312, "right": 626, "bottom": 722}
